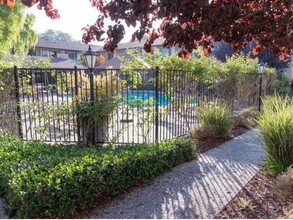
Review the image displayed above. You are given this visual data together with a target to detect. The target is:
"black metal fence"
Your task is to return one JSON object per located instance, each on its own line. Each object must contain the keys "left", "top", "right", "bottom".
{"left": 0, "top": 66, "right": 274, "bottom": 145}
{"left": 0, "top": 68, "right": 19, "bottom": 137}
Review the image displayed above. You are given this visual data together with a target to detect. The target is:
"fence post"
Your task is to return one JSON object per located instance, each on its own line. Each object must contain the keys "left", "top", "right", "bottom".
{"left": 258, "top": 73, "right": 263, "bottom": 111}
{"left": 74, "top": 66, "right": 81, "bottom": 144}
{"left": 13, "top": 66, "right": 23, "bottom": 139}
{"left": 155, "top": 66, "right": 159, "bottom": 143}
{"left": 89, "top": 70, "right": 95, "bottom": 145}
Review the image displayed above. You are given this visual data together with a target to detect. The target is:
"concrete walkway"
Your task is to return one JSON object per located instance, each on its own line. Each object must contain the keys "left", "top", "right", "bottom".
{"left": 0, "top": 129, "right": 265, "bottom": 219}
{"left": 84, "top": 129, "right": 265, "bottom": 219}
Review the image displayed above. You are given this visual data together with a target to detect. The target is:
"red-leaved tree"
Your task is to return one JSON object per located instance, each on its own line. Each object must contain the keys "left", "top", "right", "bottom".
{"left": 21, "top": 0, "right": 292, "bottom": 59}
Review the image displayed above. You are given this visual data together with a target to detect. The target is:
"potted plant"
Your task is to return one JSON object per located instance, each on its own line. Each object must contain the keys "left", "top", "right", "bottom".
{"left": 75, "top": 96, "right": 119, "bottom": 145}
{"left": 74, "top": 70, "right": 122, "bottom": 145}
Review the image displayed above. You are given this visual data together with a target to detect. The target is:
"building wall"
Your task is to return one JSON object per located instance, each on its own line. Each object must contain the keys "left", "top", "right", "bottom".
{"left": 98, "top": 51, "right": 121, "bottom": 60}
{"left": 35, "top": 48, "right": 81, "bottom": 60}
{"left": 98, "top": 45, "right": 176, "bottom": 61}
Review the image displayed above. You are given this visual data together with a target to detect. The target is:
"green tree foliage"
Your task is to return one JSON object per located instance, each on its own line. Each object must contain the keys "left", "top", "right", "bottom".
{"left": 13, "top": 14, "right": 38, "bottom": 55}
{"left": 40, "top": 29, "right": 73, "bottom": 42}
{"left": 0, "top": 0, "right": 38, "bottom": 59}
{"left": 0, "top": 0, "right": 24, "bottom": 59}
{"left": 6, "top": 54, "right": 53, "bottom": 68}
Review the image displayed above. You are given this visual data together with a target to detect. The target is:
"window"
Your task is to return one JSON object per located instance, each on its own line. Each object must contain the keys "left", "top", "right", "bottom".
{"left": 41, "top": 50, "right": 50, "bottom": 57}
{"left": 41, "top": 50, "right": 55, "bottom": 57}
{"left": 67, "top": 52, "right": 78, "bottom": 60}
{"left": 107, "top": 53, "right": 117, "bottom": 60}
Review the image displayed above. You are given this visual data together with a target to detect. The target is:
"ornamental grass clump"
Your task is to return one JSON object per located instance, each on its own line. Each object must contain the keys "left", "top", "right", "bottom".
{"left": 275, "top": 166, "right": 293, "bottom": 201}
{"left": 233, "top": 107, "right": 259, "bottom": 129}
{"left": 257, "top": 94, "right": 293, "bottom": 173}
{"left": 196, "top": 101, "right": 233, "bottom": 137}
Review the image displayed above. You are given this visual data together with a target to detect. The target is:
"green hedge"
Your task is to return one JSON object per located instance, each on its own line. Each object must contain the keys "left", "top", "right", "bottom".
{"left": 0, "top": 136, "right": 196, "bottom": 218}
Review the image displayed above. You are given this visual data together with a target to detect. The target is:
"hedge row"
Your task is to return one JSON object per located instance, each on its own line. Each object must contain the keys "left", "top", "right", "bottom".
{"left": 0, "top": 136, "right": 196, "bottom": 218}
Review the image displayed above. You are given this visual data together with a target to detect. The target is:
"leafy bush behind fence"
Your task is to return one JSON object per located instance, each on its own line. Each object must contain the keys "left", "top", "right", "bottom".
{"left": 0, "top": 68, "right": 19, "bottom": 136}
{"left": 0, "top": 62, "right": 279, "bottom": 145}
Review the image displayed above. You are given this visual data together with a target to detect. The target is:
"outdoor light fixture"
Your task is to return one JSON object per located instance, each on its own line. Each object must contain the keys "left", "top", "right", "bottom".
{"left": 84, "top": 45, "right": 97, "bottom": 70}
{"left": 84, "top": 45, "right": 98, "bottom": 145}
{"left": 258, "top": 61, "right": 265, "bottom": 75}
{"left": 258, "top": 61, "right": 265, "bottom": 111}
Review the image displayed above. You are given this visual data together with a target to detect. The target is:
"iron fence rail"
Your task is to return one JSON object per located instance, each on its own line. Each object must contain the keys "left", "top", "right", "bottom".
{"left": 0, "top": 66, "right": 271, "bottom": 145}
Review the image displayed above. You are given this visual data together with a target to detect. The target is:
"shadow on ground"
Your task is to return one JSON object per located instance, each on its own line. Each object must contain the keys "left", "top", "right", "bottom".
{"left": 82, "top": 129, "right": 265, "bottom": 219}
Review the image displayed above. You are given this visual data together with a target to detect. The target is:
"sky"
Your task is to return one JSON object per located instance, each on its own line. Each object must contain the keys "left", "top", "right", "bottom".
{"left": 26, "top": 0, "right": 136, "bottom": 44}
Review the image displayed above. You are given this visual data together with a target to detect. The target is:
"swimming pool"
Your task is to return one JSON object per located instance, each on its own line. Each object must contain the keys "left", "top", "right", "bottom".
{"left": 123, "top": 90, "right": 170, "bottom": 107}
{"left": 123, "top": 90, "right": 198, "bottom": 107}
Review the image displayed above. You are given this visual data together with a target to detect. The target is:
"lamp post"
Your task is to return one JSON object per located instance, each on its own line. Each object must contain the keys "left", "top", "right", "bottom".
{"left": 84, "top": 45, "right": 97, "bottom": 145}
{"left": 84, "top": 45, "right": 97, "bottom": 102}
{"left": 258, "top": 61, "right": 265, "bottom": 111}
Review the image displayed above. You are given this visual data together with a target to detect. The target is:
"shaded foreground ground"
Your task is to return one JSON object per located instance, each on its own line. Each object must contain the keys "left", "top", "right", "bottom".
{"left": 215, "top": 169, "right": 292, "bottom": 219}
{"left": 1, "top": 128, "right": 291, "bottom": 218}
{"left": 200, "top": 128, "right": 293, "bottom": 219}
{"left": 79, "top": 129, "right": 264, "bottom": 218}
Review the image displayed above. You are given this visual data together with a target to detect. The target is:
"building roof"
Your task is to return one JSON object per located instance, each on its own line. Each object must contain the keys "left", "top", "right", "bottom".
{"left": 2, "top": 55, "right": 86, "bottom": 69}
{"left": 96, "top": 56, "right": 124, "bottom": 69}
{"left": 95, "top": 38, "right": 165, "bottom": 52}
{"left": 50, "top": 58, "right": 86, "bottom": 69}
{"left": 36, "top": 38, "right": 101, "bottom": 52}
{"left": 31, "top": 56, "right": 86, "bottom": 69}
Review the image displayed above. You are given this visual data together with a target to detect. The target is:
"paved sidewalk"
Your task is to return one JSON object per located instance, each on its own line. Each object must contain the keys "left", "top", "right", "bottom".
{"left": 0, "top": 129, "right": 265, "bottom": 219}
{"left": 84, "top": 129, "right": 265, "bottom": 219}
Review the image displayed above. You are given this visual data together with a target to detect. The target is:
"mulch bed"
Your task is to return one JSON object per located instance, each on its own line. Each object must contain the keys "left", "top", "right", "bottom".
{"left": 196, "top": 127, "right": 248, "bottom": 153}
{"left": 196, "top": 126, "right": 292, "bottom": 219}
{"left": 215, "top": 169, "right": 292, "bottom": 219}
{"left": 198, "top": 126, "right": 293, "bottom": 219}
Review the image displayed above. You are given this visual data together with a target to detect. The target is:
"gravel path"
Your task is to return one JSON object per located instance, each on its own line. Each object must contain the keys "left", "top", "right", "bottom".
{"left": 0, "top": 129, "right": 265, "bottom": 219}
{"left": 83, "top": 129, "right": 265, "bottom": 219}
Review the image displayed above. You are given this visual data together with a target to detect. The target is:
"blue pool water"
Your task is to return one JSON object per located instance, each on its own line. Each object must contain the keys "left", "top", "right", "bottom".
{"left": 123, "top": 91, "right": 170, "bottom": 106}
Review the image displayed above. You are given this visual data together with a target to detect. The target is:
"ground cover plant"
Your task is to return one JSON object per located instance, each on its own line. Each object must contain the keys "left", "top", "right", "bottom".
{"left": 0, "top": 136, "right": 196, "bottom": 218}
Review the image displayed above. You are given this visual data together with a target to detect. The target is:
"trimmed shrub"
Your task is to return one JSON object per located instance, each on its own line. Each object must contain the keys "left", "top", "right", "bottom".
{"left": 0, "top": 136, "right": 196, "bottom": 218}
{"left": 257, "top": 94, "right": 293, "bottom": 173}
{"left": 196, "top": 101, "right": 233, "bottom": 137}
